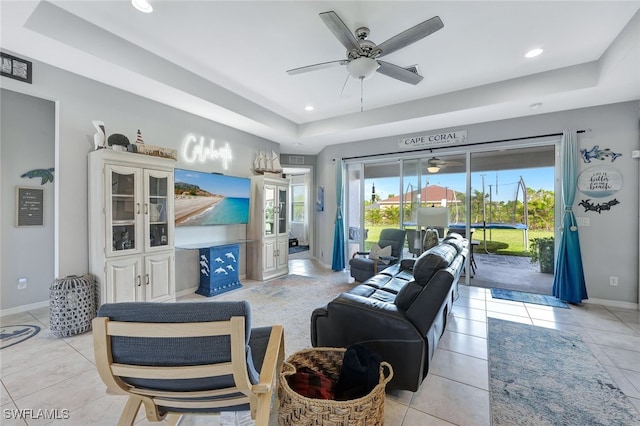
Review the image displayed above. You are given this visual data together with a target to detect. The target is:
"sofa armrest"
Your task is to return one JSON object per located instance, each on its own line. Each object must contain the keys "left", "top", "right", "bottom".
{"left": 400, "top": 258, "right": 416, "bottom": 271}
{"left": 311, "top": 292, "right": 422, "bottom": 346}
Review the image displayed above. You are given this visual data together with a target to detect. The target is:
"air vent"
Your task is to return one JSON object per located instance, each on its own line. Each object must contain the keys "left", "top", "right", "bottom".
{"left": 288, "top": 155, "right": 305, "bottom": 165}
{"left": 404, "top": 65, "right": 419, "bottom": 75}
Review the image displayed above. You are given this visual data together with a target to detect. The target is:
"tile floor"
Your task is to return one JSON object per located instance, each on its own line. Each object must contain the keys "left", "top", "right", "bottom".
{"left": 1, "top": 258, "right": 639, "bottom": 425}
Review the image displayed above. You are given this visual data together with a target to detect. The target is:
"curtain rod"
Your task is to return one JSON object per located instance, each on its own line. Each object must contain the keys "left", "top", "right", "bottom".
{"left": 341, "top": 129, "right": 588, "bottom": 161}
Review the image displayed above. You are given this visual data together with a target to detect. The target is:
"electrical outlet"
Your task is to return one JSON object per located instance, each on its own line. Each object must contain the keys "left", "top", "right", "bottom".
{"left": 17, "top": 277, "right": 27, "bottom": 290}
{"left": 609, "top": 276, "right": 618, "bottom": 286}
{"left": 576, "top": 217, "right": 590, "bottom": 227}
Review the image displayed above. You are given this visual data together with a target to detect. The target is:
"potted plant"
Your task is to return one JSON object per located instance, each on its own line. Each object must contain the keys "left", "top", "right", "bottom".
{"left": 529, "top": 237, "right": 554, "bottom": 274}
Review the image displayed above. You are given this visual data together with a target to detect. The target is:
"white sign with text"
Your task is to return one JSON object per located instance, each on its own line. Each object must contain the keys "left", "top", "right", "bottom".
{"left": 398, "top": 130, "right": 468, "bottom": 148}
{"left": 181, "top": 134, "right": 232, "bottom": 169}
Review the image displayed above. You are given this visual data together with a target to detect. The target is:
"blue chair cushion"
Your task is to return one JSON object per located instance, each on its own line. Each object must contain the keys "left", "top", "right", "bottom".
{"left": 97, "top": 302, "right": 263, "bottom": 396}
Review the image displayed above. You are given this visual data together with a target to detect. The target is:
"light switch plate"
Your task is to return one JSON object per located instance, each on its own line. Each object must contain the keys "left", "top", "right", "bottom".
{"left": 576, "top": 217, "right": 590, "bottom": 227}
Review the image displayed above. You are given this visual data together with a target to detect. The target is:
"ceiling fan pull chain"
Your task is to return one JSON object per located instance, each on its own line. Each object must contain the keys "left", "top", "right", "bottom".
{"left": 360, "top": 77, "right": 364, "bottom": 112}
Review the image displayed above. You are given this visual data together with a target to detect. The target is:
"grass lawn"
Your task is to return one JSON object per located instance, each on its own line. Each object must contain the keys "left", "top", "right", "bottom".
{"left": 363, "top": 225, "right": 553, "bottom": 256}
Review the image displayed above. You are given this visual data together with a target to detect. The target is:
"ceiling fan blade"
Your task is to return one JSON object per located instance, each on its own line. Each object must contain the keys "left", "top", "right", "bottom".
{"left": 287, "top": 60, "right": 348, "bottom": 75}
{"left": 377, "top": 16, "right": 444, "bottom": 58}
{"left": 320, "top": 11, "right": 362, "bottom": 53}
{"left": 376, "top": 60, "right": 424, "bottom": 85}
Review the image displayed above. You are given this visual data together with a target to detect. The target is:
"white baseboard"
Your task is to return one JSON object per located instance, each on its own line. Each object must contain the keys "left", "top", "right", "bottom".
{"left": 0, "top": 300, "right": 49, "bottom": 317}
{"left": 584, "top": 297, "right": 638, "bottom": 310}
{"left": 175, "top": 287, "right": 199, "bottom": 298}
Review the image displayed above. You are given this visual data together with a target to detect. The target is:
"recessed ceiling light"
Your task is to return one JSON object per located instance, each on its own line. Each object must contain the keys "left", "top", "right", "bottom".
{"left": 304, "top": 105, "right": 314, "bottom": 111}
{"left": 529, "top": 102, "right": 543, "bottom": 109}
{"left": 132, "top": 0, "right": 153, "bottom": 13}
{"left": 525, "top": 48, "right": 544, "bottom": 58}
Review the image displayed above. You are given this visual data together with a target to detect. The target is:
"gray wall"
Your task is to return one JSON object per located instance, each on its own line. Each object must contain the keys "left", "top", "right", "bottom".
{"left": 317, "top": 101, "right": 640, "bottom": 307}
{"left": 0, "top": 53, "right": 279, "bottom": 310}
{"left": 1, "top": 89, "right": 55, "bottom": 309}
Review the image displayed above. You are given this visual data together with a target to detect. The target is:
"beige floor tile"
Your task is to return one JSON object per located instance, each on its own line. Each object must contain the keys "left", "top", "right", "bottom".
{"left": 0, "top": 312, "right": 39, "bottom": 327}
{"left": 401, "top": 407, "right": 456, "bottom": 425}
{"left": 0, "top": 401, "right": 29, "bottom": 426}
{"left": 384, "top": 397, "right": 409, "bottom": 425}
{"left": 458, "top": 285, "right": 488, "bottom": 301}
{"left": 486, "top": 301, "right": 529, "bottom": 317}
{"left": 454, "top": 296, "right": 486, "bottom": 310}
{"left": 485, "top": 311, "right": 532, "bottom": 324}
{"left": 3, "top": 349, "right": 95, "bottom": 401}
{"left": 438, "top": 330, "right": 487, "bottom": 360}
{"left": 603, "top": 365, "right": 640, "bottom": 400}
{"left": 61, "top": 393, "right": 132, "bottom": 426}
{"left": 410, "top": 374, "right": 490, "bottom": 426}
{"left": 430, "top": 348, "right": 489, "bottom": 390}
{"left": 451, "top": 305, "right": 487, "bottom": 323}
{"left": 578, "top": 317, "right": 639, "bottom": 335}
{"left": 586, "top": 329, "right": 640, "bottom": 353}
{"left": 583, "top": 341, "right": 615, "bottom": 367}
{"left": 387, "top": 388, "right": 413, "bottom": 406}
{"left": 446, "top": 316, "right": 487, "bottom": 339}
{"left": 600, "top": 346, "right": 640, "bottom": 372}
{"left": 1, "top": 381, "right": 12, "bottom": 407}
{"left": 1, "top": 331, "right": 82, "bottom": 378}
{"left": 526, "top": 305, "right": 579, "bottom": 325}
{"left": 622, "top": 368, "right": 640, "bottom": 394}
{"left": 608, "top": 308, "right": 640, "bottom": 325}
{"left": 628, "top": 396, "right": 640, "bottom": 415}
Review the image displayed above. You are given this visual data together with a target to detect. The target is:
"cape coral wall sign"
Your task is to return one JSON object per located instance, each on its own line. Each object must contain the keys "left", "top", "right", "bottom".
{"left": 398, "top": 130, "right": 467, "bottom": 149}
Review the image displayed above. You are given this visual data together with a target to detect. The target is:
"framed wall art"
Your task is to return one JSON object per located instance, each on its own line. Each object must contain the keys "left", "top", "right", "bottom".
{"left": 1, "top": 52, "right": 32, "bottom": 84}
{"left": 577, "top": 165, "right": 622, "bottom": 198}
{"left": 16, "top": 187, "right": 44, "bottom": 227}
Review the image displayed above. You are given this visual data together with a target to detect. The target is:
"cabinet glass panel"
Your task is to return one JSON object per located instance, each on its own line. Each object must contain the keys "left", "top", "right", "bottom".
{"left": 111, "top": 171, "right": 136, "bottom": 251}
{"left": 148, "top": 175, "right": 169, "bottom": 247}
{"left": 264, "top": 186, "right": 275, "bottom": 236}
{"left": 278, "top": 187, "right": 287, "bottom": 235}
{"left": 112, "top": 224, "right": 136, "bottom": 251}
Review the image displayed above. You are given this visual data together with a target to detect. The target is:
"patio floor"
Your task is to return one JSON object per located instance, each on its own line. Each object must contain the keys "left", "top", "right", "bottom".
{"left": 465, "top": 252, "right": 554, "bottom": 295}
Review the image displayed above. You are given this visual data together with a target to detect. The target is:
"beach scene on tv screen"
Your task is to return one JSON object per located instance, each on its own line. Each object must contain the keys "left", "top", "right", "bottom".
{"left": 174, "top": 169, "right": 250, "bottom": 226}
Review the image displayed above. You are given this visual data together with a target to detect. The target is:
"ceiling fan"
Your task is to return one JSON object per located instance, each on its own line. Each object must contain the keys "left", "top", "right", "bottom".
{"left": 287, "top": 11, "right": 444, "bottom": 86}
{"left": 427, "top": 157, "right": 463, "bottom": 173}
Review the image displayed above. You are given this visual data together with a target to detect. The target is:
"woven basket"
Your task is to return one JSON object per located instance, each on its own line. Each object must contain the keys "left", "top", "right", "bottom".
{"left": 278, "top": 347, "right": 393, "bottom": 426}
{"left": 49, "top": 274, "right": 96, "bottom": 337}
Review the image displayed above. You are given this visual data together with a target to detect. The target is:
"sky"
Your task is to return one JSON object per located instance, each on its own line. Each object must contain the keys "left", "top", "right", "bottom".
{"left": 367, "top": 167, "right": 554, "bottom": 203}
{"left": 175, "top": 168, "right": 250, "bottom": 198}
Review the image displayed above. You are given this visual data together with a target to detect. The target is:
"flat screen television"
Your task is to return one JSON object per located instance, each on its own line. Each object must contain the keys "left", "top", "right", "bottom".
{"left": 174, "top": 168, "right": 251, "bottom": 226}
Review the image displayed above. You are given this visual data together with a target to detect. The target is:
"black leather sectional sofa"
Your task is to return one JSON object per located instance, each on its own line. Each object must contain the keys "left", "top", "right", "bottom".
{"left": 311, "top": 233, "right": 469, "bottom": 391}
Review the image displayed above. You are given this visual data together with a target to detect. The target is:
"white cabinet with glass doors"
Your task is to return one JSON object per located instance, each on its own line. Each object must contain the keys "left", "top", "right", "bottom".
{"left": 89, "top": 149, "right": 175, "bottom": 304}
{"left": 247, "top": 176, "right": 289, "bottom": 280}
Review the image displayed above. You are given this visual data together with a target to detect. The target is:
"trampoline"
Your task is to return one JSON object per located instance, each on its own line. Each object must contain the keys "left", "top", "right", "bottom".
{"left": 448, "top": 222, "right": 529, "bottom": 252}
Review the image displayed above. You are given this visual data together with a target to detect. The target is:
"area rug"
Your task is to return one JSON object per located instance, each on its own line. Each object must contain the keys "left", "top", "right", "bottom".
{"left": 288, "top": 245, "right": 309, "bottom": 254}
{"left": 1, "top": 324, "right": 41, "bottom": 349}
{"left": 490, "top": 287, "right": 568, "bottom": 308}
{"left": 211, "top": 274, "right": 353, "bottom": 356}
{"left": 488, "top": 318, "right": 640, "bottom": 425}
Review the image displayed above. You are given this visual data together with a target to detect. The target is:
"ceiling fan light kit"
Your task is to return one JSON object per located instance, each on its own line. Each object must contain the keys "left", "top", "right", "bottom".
{"left": 427, "top": 166, "right": 440, "bottom": 173}
{"left": 347, "top": 57, "right": 380, "bottom": 80}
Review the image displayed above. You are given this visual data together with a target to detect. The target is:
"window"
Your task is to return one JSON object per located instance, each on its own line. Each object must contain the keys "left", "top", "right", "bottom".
{"left": 291, "top": 184, "right": 305, "bottom": 223}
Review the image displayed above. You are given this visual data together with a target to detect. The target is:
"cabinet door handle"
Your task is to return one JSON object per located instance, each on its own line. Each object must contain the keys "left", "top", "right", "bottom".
{"left": 144, "top": 203, "right": 148, "bottom": 215}
{"left": 145, "top": 274, "right": 150, "bottom": 285}
{"left": 136, "top": 203, "right": 141, "bottom": 214}
{"left": 137, "top": 275, "right": 141, "bottom": 287}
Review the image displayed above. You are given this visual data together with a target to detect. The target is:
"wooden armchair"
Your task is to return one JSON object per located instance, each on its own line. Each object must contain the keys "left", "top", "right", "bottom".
{"left": 92, "top": 301, "right": 284, "bottom": 426}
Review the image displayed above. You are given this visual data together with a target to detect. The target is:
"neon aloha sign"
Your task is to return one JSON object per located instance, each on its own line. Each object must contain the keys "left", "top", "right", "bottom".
{"left": 181, "top": 134, "right": 232, "bottom": 169}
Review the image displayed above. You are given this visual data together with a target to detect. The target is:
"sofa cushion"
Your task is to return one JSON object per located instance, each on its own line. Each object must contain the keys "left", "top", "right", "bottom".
{"left": 369, "top": 244, "right": 392, "bottom": 264}
{"left": 443, "top": 233, "right": 465, "bottom": 253}
{"left": 412, "top": 244, "right": 458, "bottom": 284}
{"left": 394, "top": 280, "right": 423, "bottom": 310}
